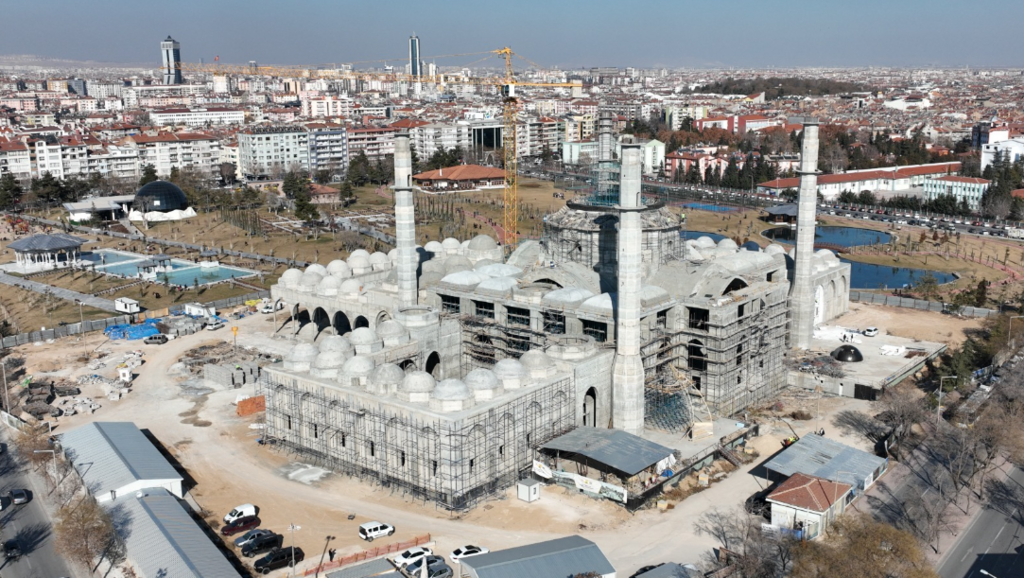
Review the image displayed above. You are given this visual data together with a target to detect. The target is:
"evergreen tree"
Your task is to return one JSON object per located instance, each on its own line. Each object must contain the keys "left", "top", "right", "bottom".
{"left": 138, "top": 164, "right": 158, "bottom": 186}
{"left": 0, "top": 173, "right": 24, "bottom": 210}
{"left": 31, "top": 172, "right": 66, "bottom": 206}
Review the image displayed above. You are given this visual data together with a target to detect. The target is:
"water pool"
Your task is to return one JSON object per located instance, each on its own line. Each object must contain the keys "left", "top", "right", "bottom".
{"left": 764, "top": 226, "right": 893, "bottom": 247}
{"left": 843, "top": 260, "right": 956, "bottom": 290}
{"left": 83, "top": 249, "right": 255, "bottom": 285}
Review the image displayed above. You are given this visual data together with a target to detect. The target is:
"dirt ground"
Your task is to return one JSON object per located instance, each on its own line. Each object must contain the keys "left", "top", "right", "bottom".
{"left": 834, "top": 301, "right": 985, "bottom": 347}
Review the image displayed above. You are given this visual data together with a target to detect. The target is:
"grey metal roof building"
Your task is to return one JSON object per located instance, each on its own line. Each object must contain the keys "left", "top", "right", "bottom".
{"left": 460, "top": 535, "right": 615, "bottom": 578}
{"left": 325, "top": 558, "right": 399, "bottom": 578}
{"left": 761, "top": 434, "right": 888, "bottom": 490}
{"left": 110, "top": 489, "right": 242, "bottom": 578}
{"left": 60, "top": 421, "right": 184, "bottom": 502}
{"left": 7, "top": 233, "right": 88, "bottom": 252}
{"left": 540, "top": 428, "right": 675, "bottom": 477}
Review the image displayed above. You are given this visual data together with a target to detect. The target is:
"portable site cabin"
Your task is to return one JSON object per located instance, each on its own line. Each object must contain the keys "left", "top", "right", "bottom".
{"left": 183, "top": 303, "right": 216, "bottom": 317}
{"left": 114, "top": 297, "right": 140, "bottom": 314}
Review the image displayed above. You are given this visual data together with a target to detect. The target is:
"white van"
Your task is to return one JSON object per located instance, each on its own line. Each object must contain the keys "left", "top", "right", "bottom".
{"left": 224, "top": 503, "right": 257, "bottom": 524}
{"left": 358, "top": 521, "right": 395, "bottom": 542}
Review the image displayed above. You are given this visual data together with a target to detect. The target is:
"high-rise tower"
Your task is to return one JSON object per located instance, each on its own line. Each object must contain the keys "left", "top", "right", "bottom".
{"left": 394, "top": 132, "right": 418, "bottom": 307}
{"left": 611, "top": 143, "right": 645, "bottom": 435}
{"left": 161, "top": 36, "right": 182, "bottom": 85}
{"left": 409, "top": 34, "right": 422, "bottom": 78}
{"left": 789, "top": 119, "right": 821, "bottom": 349}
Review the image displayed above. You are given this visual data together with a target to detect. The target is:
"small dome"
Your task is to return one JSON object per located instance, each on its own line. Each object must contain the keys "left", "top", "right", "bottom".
{"left": 340, "top": 279, "right": 362, "bottom": 294}
{"left": 831, "top": 345, "right": 864, "bottom": 362}
{"left": 349, "top": 327, "right": 379, "bottom": 345}
{"left": 473, "top": 258, "right": 499, "bottom": 270}
{"left": 305, "top": 263, "right": 327, "bottom": 277}
{"left": 342, "top": 355, "right": 375, "bottom": 376}
{"left": 441, "top": 270, "right": 484, "bottom": 287}
{"left": 369, "top": 251, "right": 390, "bottom": 265}
{"left": 424, "top": 240, "right": 444, "bottom": 253}
{"left": 477, "top": 276, "right": 518, "bottom": 293}
{"left": 695, "top": 236, "right": 717, "bottom": 249}
{"left": 347, "top": 254, "right": 370, "bottom": 271}
{"left": 444, "top": 255, "right": 474, "bottom": 274}
{"left": 387, "top": 248, "right": 398, "bottom": 262}
{"left": 764, "top": 244, "right": 787, "bottom": 256}
{"left": 134, "top": 180, "right": 187, "bottom": 212}
{"left": 464, "top": 368, "right": 500, "bottom": 390}
{"left": 467, "top": 234, "right": 497, "bottom": 251}
{"left": 520, "top": 349, "right": 551, "bottom": 369}
{"left": 318, "top": 335, "right": 353, "bottom": 355}
{"left": 280, "top": 268, "right": 303, "bottom": 288}
{"left": 313, "top": 350, "right": 347, "bottom": 369}
{"left": 316, "top": 276, "right": 341, "bottom": 296}
{"left": 493, "top": 358, "right": 525, "bottom": 379}
{"left": 370, "top": 363, "right": 405, "bottom": 388}
{"left": 376, "top": 320, "right": 408, "bottom": 338}
{"left": 350, "top": 249, "right": 370, "bottom": 260}
{"left": 327, "top": 260, "right": 352, "bottom": 278}
{"left": 441, "top": 237, "right": 461, "bottom": 250}
{"left": 433, "top": 378, "right": 471, "bottom": 400}
{"left": 299, "top": 270, "right": 324, "bottom": 292}
{"left": 287, "top": 342, "right": 319, "bottom": 362}
{"left": 476, "top": 263, "right": 522, "bottom": 278}
{"left": 401, "top": 371, "right": 436, "bottom": 393}
{"left": 717, "top": 238, "right": 738, "bottom": 251}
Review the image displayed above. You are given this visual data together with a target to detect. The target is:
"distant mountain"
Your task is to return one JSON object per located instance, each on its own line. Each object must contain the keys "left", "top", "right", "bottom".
{"left": 0, "top": 54, "right": 151, "bottom": 69}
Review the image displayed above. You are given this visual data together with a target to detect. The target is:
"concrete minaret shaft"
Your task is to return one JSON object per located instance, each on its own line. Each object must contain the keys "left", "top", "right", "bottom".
{"left": 394, "top": 132, "right": 418, "bottom": 307}
{"left": 598, "top": 111, "right": 614, "bottom": 162}
{"left": 611, "top": 144, "right": 645, "bottom": 435}
{"left": 790, "top": 120, "right": 821, "bottom": 349}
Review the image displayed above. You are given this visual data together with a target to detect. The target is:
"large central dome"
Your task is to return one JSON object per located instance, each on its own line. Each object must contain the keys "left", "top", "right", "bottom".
{"left": 134, "top": 180, "right": 188, "bottom": 212}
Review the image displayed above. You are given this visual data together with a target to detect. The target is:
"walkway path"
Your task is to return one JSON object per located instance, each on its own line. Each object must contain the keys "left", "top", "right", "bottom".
{"left": 0, "top": 271, "right": 118, "bottom": 312}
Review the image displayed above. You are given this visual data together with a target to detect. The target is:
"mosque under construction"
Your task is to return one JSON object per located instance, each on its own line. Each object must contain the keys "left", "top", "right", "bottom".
{"left": 258, "top": 116, "right": 850, "bottom": 510}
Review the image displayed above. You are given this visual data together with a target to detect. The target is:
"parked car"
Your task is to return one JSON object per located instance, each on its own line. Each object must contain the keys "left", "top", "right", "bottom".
{"left": 254, "top": 547, "right": 304, "bottom": 574}
{"left": 425, "top": 565, "right": 453, "bottom": 578}
{"left": 407, "top": 555, "right": 446, "bottom": 576}
{"left": 143, "top": 334, "right": 168, "bottom": 345}
{"left": 358, "top": 521, "right": 394, "bottom": 542}
{"left": 224, "top": 503, "right": 258, "bottom": 524}
{"left": 221, "top": 516, "right": 261, "bottom": 536}
{"left": 234, "top": 528, "right": 275, "bottom": 548}
{"left": 395, "top": 546, "right": 433, "bottom": 567}
{"left": 206, "top": 321, "right": 225, "bottom": 331}
{"left": 449, "top": 544, "right": 490, "bottom": 562}
{"left": 3, "top": 539, "right": 19, "bottom": 559}
{"left": 8, "top": 489, "right": 29, "bottom": 505}
{"left": 863, "top": 327, "right": 879, "bottom": 337}
{"left": 242, "top": 533, "right": 283, "bottom": 558}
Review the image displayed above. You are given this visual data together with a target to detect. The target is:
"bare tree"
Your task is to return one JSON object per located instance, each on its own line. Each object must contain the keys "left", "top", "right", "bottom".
{"left": 54, "top": 495, "right": 117, "bottom": 570}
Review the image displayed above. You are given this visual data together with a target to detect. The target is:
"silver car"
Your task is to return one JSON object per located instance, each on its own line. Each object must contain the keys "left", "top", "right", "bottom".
{"left": 234, "top": 528, "right": 275, "bottom": 548}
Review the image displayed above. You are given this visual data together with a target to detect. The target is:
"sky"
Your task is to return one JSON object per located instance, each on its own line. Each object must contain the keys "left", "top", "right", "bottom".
{"left": 2, "top": 0, "right": 1022, "bottom": 69}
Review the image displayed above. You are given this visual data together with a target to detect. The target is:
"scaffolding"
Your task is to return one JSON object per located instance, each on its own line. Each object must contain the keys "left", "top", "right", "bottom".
{"left": 258, "top": 370, "right": 576, "bottom": 511}
{"left": 459, "top": 313, "right": 549, "bottom": 372}
{"left": 540, "top": 205, "right": 685, "bottom": 269}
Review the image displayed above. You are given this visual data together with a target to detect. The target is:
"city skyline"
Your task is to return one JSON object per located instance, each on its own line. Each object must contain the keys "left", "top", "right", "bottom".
{"left": 1, "top": 0, "right": 1023, "bottom": 69}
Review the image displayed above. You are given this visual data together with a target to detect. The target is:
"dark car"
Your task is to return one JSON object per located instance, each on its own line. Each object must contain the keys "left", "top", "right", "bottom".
{"left": 254, "top": 546, "right": 304, "bottom": 574}
{"left": 144, "top": 334, "right": 168, "bottom": 345}
{"left": 407, "top": 555, "right": 446, "bottom": 576}
{"left": 234, "top": 528, "right": 275, "bottom": 548}
{"left": 3, "top": 539, "right": 20, "bottom": 559}
{"left": 242, "top": 533, "right": 282, "bottom": 558}
{"left": 221, "top": 515, "right": 261, "bottom": 536}
{"left": 8, "top": 489, "right": 29, "bottom": 505}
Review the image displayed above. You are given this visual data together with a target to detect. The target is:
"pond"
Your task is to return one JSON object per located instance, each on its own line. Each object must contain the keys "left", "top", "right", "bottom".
{"left": 842, "top": 260, "right": 956, "bottom": 290}
{"left": 763, "top": 226, "right": 893, "bottom": 247}
{"left": 83, "top": 249, "right": 256, "bottom": 285}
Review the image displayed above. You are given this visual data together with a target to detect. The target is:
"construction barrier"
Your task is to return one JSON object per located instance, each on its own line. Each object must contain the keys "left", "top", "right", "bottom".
{"left": 302, "top": 534, "right": 431, "bottom": 577}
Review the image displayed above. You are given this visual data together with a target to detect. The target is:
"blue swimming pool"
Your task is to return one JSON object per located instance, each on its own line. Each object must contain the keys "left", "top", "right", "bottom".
{"left": 682, "top": 202, "right": 739, "bottom": 213}
{"left": 84, "top": 249, "right": 255, "bottom": 285}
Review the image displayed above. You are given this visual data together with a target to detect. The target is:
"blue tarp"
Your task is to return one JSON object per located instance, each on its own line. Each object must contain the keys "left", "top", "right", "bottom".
{"left": 104, "top": 317, "right": 162, "bottom": 340}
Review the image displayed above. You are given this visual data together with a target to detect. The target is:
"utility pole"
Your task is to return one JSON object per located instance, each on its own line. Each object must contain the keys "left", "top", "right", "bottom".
{"left": 288, "top": 523, "right": 301, "bottom": 577}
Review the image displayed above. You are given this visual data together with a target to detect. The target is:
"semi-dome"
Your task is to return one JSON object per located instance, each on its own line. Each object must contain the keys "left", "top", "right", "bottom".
{"left": 831, "top": 345, "right": 864, "bottom": 362}
{"left": 424, "top": 240, "right": 444, "bottom": 253}
{"left": 326, "top": 260, "right": 350, "bottom": 277}
{"left": 305, "top": 263, "right": 328, "bottom": 277}
{"left": 476, "top": 263, "right": 522, "bottom": 278}
{"left": 432, "top": 378, "right": 471, "bottom": 400}
{"left": 317, "top": 335, "right": 353, "bottom": 355}
{"left": 280, "top": 268, "right": 303, "bottom": 288}
{"left": 134, "top": 180, "right": 187, "bottom": 212}
{"left": 467, "top": 234, "right": 497, "bottom": 251}
{"left": 401, "top": 371, "right": 436, "bottom": 393}
{"left": 477, "top": 276, "right": 518, "bottom": 293}
{"left": 316, "top": 275, "right": 341, "bottom": 296}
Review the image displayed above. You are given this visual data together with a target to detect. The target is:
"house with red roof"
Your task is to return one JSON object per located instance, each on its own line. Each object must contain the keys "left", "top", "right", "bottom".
{"left": 766, "top": 472, "right": 852, "bottom": 540}
{"left": 413, "top": 164, "right": 505, "bottom": 191}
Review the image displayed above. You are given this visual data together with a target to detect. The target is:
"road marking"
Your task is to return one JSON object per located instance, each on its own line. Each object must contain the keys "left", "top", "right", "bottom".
{"left": 960, "top": 546, "right": 974, "bottom": 562}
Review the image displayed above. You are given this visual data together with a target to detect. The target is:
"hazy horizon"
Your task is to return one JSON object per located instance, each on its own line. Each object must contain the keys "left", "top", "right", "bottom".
{"left": 2, "top": 0, "right": 1022, "bottom": 70}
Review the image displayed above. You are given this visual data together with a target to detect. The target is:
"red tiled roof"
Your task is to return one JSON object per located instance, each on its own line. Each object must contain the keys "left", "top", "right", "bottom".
{"left": 767, "top": 472, "right": 851, "bottom": 513}
{"left": 413, "top": 164, "right": 505, "bottom": 182}
{"left": 389, "top": 119, "right": 430, "bottom": 129}
{"left": 931, "top": 176, "right": 989, "bottom": 184}
{"left": 1011, "top": 189, "right": 1024, "bottom": 199}
{"left": 759, "top": 162, "right": 962, "bottom": 189}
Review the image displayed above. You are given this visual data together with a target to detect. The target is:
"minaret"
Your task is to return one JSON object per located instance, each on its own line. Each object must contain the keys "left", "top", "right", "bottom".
{"left": 611, "top": 143, "right": 645, "bottom": 435}
{"left": 790, "top": 119, "right": 821, "bottom": 349}
{"left": 598, "top": 111, "right": 614, "bottom": 162}
{"left": 394, "top": 132, "right": 418, "bottom": 307}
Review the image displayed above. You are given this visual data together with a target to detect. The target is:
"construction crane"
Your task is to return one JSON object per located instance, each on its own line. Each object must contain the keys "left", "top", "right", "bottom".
{"left": 168, "top": 47, "right": 580, "bottom": 256}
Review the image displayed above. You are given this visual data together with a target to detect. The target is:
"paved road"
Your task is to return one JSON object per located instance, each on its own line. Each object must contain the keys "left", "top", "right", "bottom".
{"left": 0, "top": 271, "right": 118, "bottom": 313}
{"left": 938, "top": 465, "right": 1024, "bottom": 578}
{"left": 0, "top": 431, "right": 74, "bottom": 578}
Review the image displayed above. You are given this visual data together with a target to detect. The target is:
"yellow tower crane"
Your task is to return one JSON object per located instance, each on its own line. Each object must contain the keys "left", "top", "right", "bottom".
{"left": 169, "top": 48, "right": 580, "bottom": 256}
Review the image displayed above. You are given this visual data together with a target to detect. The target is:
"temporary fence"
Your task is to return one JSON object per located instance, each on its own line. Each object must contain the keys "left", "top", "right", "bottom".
{"left": 848, "top": 290, "right": 997, "bottom": 318}
{"left": 301, "top": 533, "right": 431, "bottom": 577}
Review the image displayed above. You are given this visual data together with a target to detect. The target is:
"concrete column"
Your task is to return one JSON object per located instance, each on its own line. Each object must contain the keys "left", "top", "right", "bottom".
{"left": 790, "top": 120, "right": 821, "bottom": 349}
{"left": 598, "top": 111, "right": 614, "bottom": 163}
{"left": 612, "top": 144, "right": 645, "bottom": 435}
{"left": 394, "top": 132, "right": 418, "bottom": 307}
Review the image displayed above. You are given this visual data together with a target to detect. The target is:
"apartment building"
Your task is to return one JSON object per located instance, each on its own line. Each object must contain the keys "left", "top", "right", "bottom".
{"left": 301, "top": 95, "right": 353, "bottom": 119}
{"left": 306, "top": 122, "right": 349, "bottom": 177}
{"left": 410, "top": 122, "right": 471, "bottom": 158}
{"left": 121, "top": 133, "right": 222, "bottom": 178}
{"left": 924, "top": 176, "right": 990, "bottom": 211}
{"left": 0, "top": 140, "right": 32, "bottom": 179}
{"left": 238, "top": 125, "right": 310, "bottom": 178}
{"left": 346, "top": 126, "right": 396, "bottom": 160}
{"left": 149, "top": 107, "right": 246, "bottom": 127}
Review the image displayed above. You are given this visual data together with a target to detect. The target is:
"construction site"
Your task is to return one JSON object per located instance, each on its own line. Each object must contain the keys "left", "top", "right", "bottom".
{"left": 258, "top": 118, "right": 855, "bottom": 511}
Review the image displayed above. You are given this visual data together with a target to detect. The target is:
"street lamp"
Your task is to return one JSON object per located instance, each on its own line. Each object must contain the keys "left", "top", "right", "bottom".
{"left": 979, "top": 571, "right": 998, "bottom": 578}
{"left": 937, "top": 376, "right": 959, "bottom": 426}
{"left": 288, "top": 523, "right": 301, "bottom": 577}
{"left": 315, "top": 534, "right": 336, "bottom": 578}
